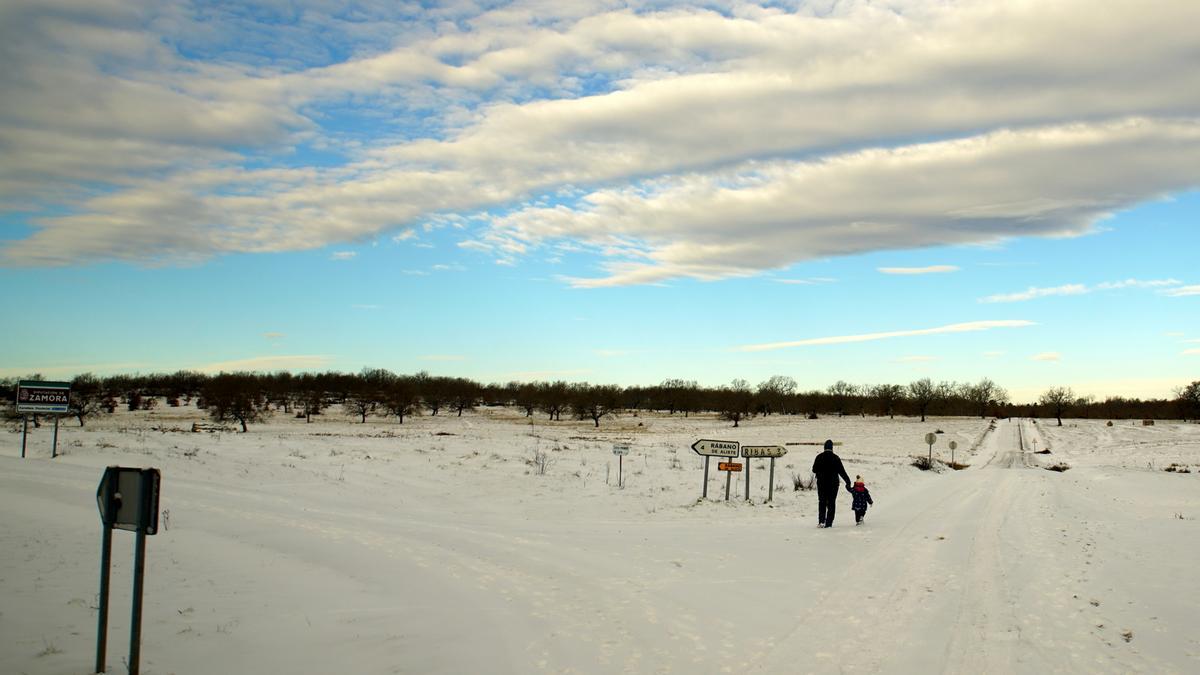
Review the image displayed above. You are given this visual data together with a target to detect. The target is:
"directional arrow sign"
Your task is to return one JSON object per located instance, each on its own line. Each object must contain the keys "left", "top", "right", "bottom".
{"left": 741, "top": 445, "right": 786, "bottom": 458}
{"left": 691, "top": 439, "right": 739, "bottom": 457}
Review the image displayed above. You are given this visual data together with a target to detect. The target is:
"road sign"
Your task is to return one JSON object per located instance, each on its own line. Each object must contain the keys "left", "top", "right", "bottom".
{"left": 718, "top": 462, "right": 742, "bottom": 472}
{"left": 612, "top": 444, "right": 630, "bottom": 455}
{"left": 924, "top": 432, "right": 938, "bottom": 445}
{"left": 16, "top": 380, "right": 71, "bottom": 414}
{"left": 741, "top": 445, "right": 786, "bottom": 458}
{"left": 691, "top": 439, "right": 739, "bottom": 457}
{"left": 948, "top": 441, "right": 958, "bottom": 450}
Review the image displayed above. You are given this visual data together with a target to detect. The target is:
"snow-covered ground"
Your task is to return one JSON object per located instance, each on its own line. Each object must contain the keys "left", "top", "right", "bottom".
{"left": 2, "top": 407, "right": 1199, "bottom": 674}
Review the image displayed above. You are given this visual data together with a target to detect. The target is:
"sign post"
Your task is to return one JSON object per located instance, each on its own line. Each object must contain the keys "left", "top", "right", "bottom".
{"left": 925, "top": 432, "right": 937, "bottom": 466}
{"left": 717, "top": 461, "right": 743, "bottom": 501}
{"left": 692, "top": 440, "right": 739, "bottom": 501}
{"left": 742, "top": 446, "right": 787, "bottom": 502}
{"left": 95, "top": 467, "right": 161, "bottom": 675}
{"left": 16, "top": 381, "right": 71, "bottom": 459}
{"left": 949, "top": 440, "right": 958, "bottom": 465}
{"left": 612, "top": 444, "right": 630, "bottom": 488}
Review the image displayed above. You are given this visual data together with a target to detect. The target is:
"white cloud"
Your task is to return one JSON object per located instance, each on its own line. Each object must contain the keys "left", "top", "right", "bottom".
{"left": 196, "top": 355, "right": 332, "bottom": 373}
{"left": 330, "top": 251, "right": 356, "bottom": 261}
{"left": 1032, "top": 352, "right": 1062, "bottom": 362}
{"left": 392, "top": 229, "right": 417, "bottom": 242}
{"left": 737, "top": 320, "right": 1035, "bottom": 352}
{"left": 982, "top": 278, "right": 1182, "bottom": 303}
{"left": 1163, "top": 285, "right": 1200, "bottom": 297}
{"left": 1184, "top": 348, "right": 1200, "bottom": 356}
{"left": 262, "top": 332, "right": 285, "bottom": 340}
{"left": 878, "top": 266, "right": 959, "bottom": 275}
{"left": 774, "top": 277, "right": 836, "bottom": 285}
{"left": 3, "top": 1, "right": 1200, "bottom": 278}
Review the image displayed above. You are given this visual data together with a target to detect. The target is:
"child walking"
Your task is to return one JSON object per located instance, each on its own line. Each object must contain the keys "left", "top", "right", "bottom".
{"left": 851, "top": 475, "right": 874, "bottom": 525}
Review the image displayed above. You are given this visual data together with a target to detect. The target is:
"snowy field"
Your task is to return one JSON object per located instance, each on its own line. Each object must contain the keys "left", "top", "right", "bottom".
{"left": 2, "top": 406, "right": 1199, "bottom": 674}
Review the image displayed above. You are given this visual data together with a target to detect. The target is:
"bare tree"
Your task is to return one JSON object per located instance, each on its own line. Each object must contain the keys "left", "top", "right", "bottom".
{"left": 68, "top": 373, "right": 107, "bottom": 426}
{"left": 1176, "top": 381, "right": 1200, "bottom": 421}
{"left": 757, "top": 375, "right": 798, "bottom": 416}
{"left": 827, "top": 380, "right": 858, "bottom": 416}
{"left": 1039, "top": 386, "right": 1074, "bottom": 426}
{"left": 383, "top": 377, "right": 420, "bottom": 424}
{"left": 870, "top": 384, "right": 906, "bottom": 419}
{"left": 963, "top": 378, "right": 1008, "bottom": 419}
{"left": 571, "top": 384, "right": 623, "bottom": 428}
{"left": 718, "top": 379, "right": 755, "bottom": 427}
{"left": 536, "top": 381, "right": 570, "bottom": 421}
{"left": 201, "top": 373, "right": 269, "bottom": 432}
{"left": 908, "top": 378, "right": 941, "bottom": 422}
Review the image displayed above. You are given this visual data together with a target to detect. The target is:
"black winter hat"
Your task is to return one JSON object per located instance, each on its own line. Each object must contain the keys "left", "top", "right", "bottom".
{"left": 823, "top": 439, "right": 833, "bottom": 450}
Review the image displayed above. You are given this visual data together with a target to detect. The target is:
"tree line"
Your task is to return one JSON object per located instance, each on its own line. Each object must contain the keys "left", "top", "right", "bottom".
{"left": 3, "top": 371, "right": 1198, "bottom": 432}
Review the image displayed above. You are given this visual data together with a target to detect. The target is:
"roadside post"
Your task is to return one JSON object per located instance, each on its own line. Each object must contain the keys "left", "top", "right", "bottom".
{"left": 717, "top": 460, "right": 742, "bottom": 501}
{"left": 949, "top": 440, "right": 958, "bottom": 465}
{"left": 16, "top": 380, "right": 71, "bottom": 459}
{"left": 95, "top": 467, "right": 161, "bottom": 675}
{"left": 691, "top": 440, "right": 739, "bottom": 500}
{"left": 742, "top": 445, "right": 787, "bottom": 502}
{"left": 925, "top": 432, "right": 937, "bottom": 465}
{"left": 612, "top": 443, "right": 630, "bottom": 488}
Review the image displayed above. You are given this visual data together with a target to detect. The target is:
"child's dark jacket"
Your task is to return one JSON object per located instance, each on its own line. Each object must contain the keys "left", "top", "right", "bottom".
{"left": 851, "top": 485, "right": 873, "bottom": 511}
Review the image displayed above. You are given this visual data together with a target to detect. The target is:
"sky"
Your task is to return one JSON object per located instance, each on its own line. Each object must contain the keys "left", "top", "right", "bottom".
{"left": 1, "top": 0, "right": 1198, "bottom": 403}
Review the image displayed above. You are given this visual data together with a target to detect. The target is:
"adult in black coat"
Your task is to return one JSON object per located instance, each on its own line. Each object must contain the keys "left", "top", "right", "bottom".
{"left": 812, "top": 439, "right": 852, "bottom": 527}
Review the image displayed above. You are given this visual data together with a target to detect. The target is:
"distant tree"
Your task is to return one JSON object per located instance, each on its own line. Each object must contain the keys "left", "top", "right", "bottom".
{"left": 827, "top": 380, "right": 858, "bottom": 416}
{"left": 511, "top": 382, "right": 539, "bottom": 417}
{"left": 757, "top": 375, "right": 798, "bottom": 416}
{"left": 870, "top": 384, "right": 906, "bottom": 419}
{"left": 570, "top": 384, "right": 623, "bottom": 428}
{"left": 1039, "top": 386, "right": 1074, "bottom": 426}
{"left": 447, "top": 378, "right": 481, "bottom": 417}
{"left": 383, "top": 376, "right": 421, "bottom": 424}
{"left": 67, "top": 373, "right": 107, "bottom": 426}
{"left": 414, "top": 371, "right": 450, "bottom": 416}
{"left": 908, "top": 378, "right": 941, "bottom": 422}
{"left": 536, "top": 381, "right": 570, "bottom": 421}
{"left": 1177, "top": 381, "right": 1200, "bottom": 422}
{"left": 201, "top": 373, "right": 269, "bottom": 432}
{"left": 963, "top": 378, "right": 1008, "bottom": 419}
{"left": 346, "top": 368, "right": 393, "bottom": 423}
{"left": 717, "top": 379, "right": 755, "bottom": 427}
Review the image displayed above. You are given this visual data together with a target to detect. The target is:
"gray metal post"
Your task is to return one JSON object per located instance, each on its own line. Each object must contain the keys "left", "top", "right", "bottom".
{"left": 724, "top": 463, "right": 732, "bottom": 501}
{"left": 928, "top": 442, "right": 933, "bottom": 465}
{"left": 95, "top": 524, "right": 113, "bottom": 674}
{"left": 702, "top": 456, "right": 710, "bottom": 499}
{"left": 745, "top": 458, "right": 751, "bottom": 501}
{"left": 52, "top": 415, "right": 60, "bottom": 458}
{"left": 618, "top": 455, "right": 623, "bottom": 488}
{"left": 129, "top": 528, "right": 147, "bottom": 675}
{"left": 21, "top": 416, "right": 28, "bottom": 458}
{"left": 768, "top": 458, "right": 776, "bottom": 503}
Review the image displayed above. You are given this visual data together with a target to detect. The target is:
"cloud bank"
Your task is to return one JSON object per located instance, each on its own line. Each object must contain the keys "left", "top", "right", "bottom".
{"left": 737, "top": 320, "right": 1035, "bottom": 352}
{"left": 2, "top": 0, "right": 1199, "bottom": 285}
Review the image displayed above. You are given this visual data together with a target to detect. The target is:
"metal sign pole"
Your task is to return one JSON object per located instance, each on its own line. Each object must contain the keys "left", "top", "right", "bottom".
{"left": 745, "top": 458, "right": 751, "bottom": 501}
{"left": 724, "top": 464, "right": 732, "bottom": 501}
{"left": 702, "top": 456, "right": 710, "bottom": 499}
{"left": 95, "top": 523, "right": 113, "bottom": 674}
{"left": 21, "top": 416, "right": 28, "bottom": 458}
{"left": 129, "top": 526, "right": 147, "bottom": 675}
{"left": 52, "top": 415, "right": 60, "bottom": 458}
{"left": 768, "top": 458, "right": 776, "bottom": 503}
{"left": 618, "top": 454, "right": 623, "bottom": 488}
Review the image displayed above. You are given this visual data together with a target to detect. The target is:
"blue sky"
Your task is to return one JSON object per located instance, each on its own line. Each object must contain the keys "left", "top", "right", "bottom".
{"left": 1, "top": 0, "right": 1198, "bottom": 402}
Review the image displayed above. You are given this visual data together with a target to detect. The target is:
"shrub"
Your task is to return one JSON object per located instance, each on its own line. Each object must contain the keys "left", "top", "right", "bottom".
{"left": 791, "top": 473, "right": 815, "bottom": 491}
{"left": 911, "top": 456, "right": 935, "bottom": 471}
{"left": 1045, "top": 463, "right": 1070, "bottom": 472}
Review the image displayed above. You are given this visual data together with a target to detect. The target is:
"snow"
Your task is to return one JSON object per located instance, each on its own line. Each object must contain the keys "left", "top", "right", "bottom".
{"left": 3, "top": 407, "right": 1199, "bottom": 674}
